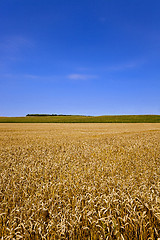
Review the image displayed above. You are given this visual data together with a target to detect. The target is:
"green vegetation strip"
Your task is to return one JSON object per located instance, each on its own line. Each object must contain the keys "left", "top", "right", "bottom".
{"left": 0, "top": 115, "right": 160, "bottom": 123}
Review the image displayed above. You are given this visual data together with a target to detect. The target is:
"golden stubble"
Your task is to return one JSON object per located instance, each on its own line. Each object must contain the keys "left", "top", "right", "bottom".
{"left": 0, "top": 123, "right": 160, "bottom": 239}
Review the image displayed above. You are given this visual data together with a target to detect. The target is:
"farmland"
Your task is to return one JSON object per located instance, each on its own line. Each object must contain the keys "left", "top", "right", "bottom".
{"left": 0, "top": 114, "right": 160, "bottom": 123}
{"left": 0, "top": 123, "right": 160, "bottom": 239}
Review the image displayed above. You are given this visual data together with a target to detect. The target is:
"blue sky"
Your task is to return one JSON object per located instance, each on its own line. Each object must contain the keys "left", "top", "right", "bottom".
{"left": 0, "top": 0, "right": 160, "bottom": 116}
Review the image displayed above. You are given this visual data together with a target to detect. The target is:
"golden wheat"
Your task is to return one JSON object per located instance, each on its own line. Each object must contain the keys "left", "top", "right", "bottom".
{"left": 0, "top": 123, "right": 160, "bottom": 239}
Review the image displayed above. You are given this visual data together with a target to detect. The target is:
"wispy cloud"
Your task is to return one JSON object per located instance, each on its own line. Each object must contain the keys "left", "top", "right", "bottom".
{"left": 2, "top": 73, "right": 39, "bottom": 80}
{"left": 67, "top": 74, "right": 98, "bottom": 80}
{"left": 23, "top": 74, "right": 39, "bottom": 79}
{"left": 99, "top": 17, "right": 106, "bottom": 23}
{"left": 105, "top": 63, "right": 137, "bottom": 71}
{"left": 2, "top": 73, "right": 98, "bottom": 83}
{"left": 73, "top": 59, "right": 146, "bottom": 75}
{"left": 0, "top": 73, "right": 63, "bottom": 83}
{"left": 0, "top": 35, "right": 34, "bottom": 65}
{"left": 104, "top": 59, "right": 146, "bottom": 72}
{"left": 76, "top": 67, "right": 92, "bottom": 71}
{"left": 0, "top": 35, "right": 33, "bottom": 52}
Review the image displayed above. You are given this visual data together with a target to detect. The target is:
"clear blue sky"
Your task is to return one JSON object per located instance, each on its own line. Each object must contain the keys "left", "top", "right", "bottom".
{"left": 0, "top": 0, "right": 160, "bottom": 116}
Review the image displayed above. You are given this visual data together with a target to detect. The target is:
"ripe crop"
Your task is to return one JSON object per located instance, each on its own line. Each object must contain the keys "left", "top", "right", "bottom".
{"left": 0, "top": 123, "right": 160, "bottom": 239}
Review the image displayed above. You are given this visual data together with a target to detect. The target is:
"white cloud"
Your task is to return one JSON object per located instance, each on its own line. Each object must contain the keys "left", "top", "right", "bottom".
{"left": 67, "top": 74, "right": 98, "bottom": 80}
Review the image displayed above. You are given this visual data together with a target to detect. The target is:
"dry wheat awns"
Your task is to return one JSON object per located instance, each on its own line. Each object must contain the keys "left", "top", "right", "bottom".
{"left": 0, "top": 123, "right": 160, "bottom": 239}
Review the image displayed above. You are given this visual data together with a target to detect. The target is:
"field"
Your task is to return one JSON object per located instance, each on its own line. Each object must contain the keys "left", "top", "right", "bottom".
{"left": 0, "top": 115, "right": 160, "bottom": 123}
{"left": 0, "top": 123, "right": 160, "bottom": 239}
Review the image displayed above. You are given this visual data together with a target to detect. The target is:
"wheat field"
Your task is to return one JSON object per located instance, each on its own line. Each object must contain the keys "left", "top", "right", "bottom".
{"left": 0, "top": 123, "right": 160, "bottom": 239}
